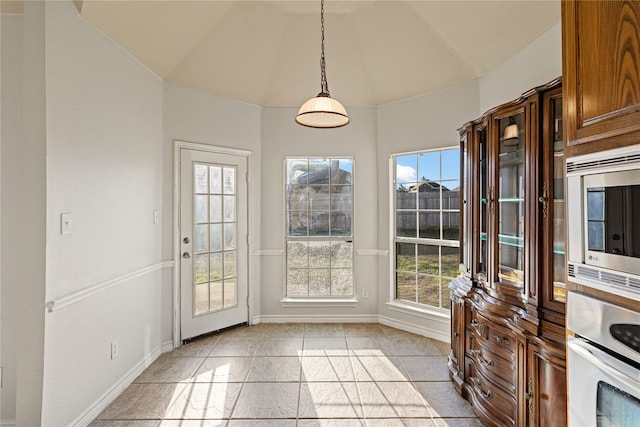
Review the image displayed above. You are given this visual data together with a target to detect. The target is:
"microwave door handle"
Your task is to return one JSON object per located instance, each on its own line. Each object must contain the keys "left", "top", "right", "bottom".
{"left": 568, "top": 339, "right": 640, "bottom": 391}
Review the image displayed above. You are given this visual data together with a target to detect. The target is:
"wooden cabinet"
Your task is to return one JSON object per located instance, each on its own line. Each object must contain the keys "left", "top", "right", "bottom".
{"left": 523, "top": 338, "right": 567, "bottom": 427}
{"left": 562, "top": 0, "right": 640, "bottom": 156}
{"left": 449, "top": 79, "right": 566, "bottom": 427}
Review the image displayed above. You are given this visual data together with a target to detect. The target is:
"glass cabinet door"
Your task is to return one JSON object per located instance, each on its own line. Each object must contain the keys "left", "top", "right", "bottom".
{"left": 477, "top": 126, "right": 488, "bottom": 281}
{"left": 496, "top": 112, "right": 526, "bottom": 291}
{"left": 551, "top": 96, "right": 566, "bottom": 303}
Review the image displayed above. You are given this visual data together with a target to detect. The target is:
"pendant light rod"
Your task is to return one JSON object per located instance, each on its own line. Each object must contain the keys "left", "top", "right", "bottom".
{"left": 319, "top": 0, "right": 329, "bottom": 96}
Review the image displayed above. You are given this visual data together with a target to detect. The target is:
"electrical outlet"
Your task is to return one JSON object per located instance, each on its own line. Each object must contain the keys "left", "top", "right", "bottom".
{"left": 110, "top": 341, "right": 119, "bottom": 360}
{"left": 362, "top": 288, "right": 369, "bottom": 299}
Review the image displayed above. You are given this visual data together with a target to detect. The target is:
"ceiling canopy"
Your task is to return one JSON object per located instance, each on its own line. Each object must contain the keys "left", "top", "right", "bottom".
{"left": 79, "top": 0, "right": 560, "bottom": 107}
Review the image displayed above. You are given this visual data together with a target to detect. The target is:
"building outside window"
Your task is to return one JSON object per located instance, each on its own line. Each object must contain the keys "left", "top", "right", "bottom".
{"left": 285, "top": 158, "right": 354, "bottom": 297}
{"left": 393, "top": 148, "right": 460, "bottom": 311}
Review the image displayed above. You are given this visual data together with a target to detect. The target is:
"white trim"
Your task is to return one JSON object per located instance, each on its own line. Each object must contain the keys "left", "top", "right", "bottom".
{"left": 253, "top": 249, "right": 283, "bottom": 256}
{"left": 280, "top": 298, "right": 359, "bottom": 308}
{"left": 174, "top": 140, "right": 252, "bottom": 157}
{"left": 378, "top": 314, "right": 450, "bottom": 343}
{"left": 173, "top": 140, "right": 254, "bottom": 348}
{"left": 355, "top": 249, "right": 389, "bottom": 256}
{"left": 45, "top": 261, "right": 174, "bottom": 313}
{"left": 258, "top": 314, "right": 378, "bottom": 323}
{"left": 0, "top": 421, "right": 16, "bottom": 426}
{"left": 161, "top": 340, "right": 175, "bottom": 354}
{"left": 385, "top": 300, "right": 451, "bottom": 320}
{"left": 69, "top": 345, "right": 162, "bottom": 427}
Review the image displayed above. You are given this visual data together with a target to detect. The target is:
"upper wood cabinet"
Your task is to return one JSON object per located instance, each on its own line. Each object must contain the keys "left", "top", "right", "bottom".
{"left": 562, "top": 0, "right": 640, "bottom": 154}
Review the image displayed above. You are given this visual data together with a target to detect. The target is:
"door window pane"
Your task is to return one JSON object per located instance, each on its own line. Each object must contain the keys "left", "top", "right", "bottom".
{"left": 191, "top": 162, "right": 239, "bottom": 316}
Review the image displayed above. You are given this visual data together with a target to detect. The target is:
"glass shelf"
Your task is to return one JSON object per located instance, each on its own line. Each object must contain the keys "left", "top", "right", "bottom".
{"left": 498, "top": 265, "right": 524, "bottom": 286}
{"left": 498, "top": 197, "right": 524, "bottom": 202}
{"left": 498, "top": 149, "right": 525, "bottom": 166}
{"left": 498, "top": 234, "right": 524, "bottom": 248}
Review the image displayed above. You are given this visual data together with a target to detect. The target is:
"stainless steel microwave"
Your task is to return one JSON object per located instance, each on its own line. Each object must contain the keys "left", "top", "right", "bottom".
{"left": 566, "top": 145, "right": 640, "bottom": 302}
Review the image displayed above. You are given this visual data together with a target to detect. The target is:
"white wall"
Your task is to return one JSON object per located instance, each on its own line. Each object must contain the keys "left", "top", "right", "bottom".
{"left": 42, "top": 1, "right": 164, "bottom": 425}
{"left": 479, "top": 23, "right": 562, "bottom": 114}
{"left": 162, "top": 83, "right": 262, "bottom": 328}
{"left": 259, "top": 107, "right": 379, "bottom": 321}
{"left": 376, "top": 81, "right": 481, "bottom": 341}
{"left": 0, "top": 11, "right": 23, "bottom": 426}
{"left": 0, "top": 2, "right": 47, "bottom": 425}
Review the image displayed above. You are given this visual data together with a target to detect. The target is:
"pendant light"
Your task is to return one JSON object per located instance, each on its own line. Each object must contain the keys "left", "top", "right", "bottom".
{"left": 503, "top": 116, "right": 519, "bottom": 146}
{"left": 296, "top": 0, "right": 350, "bottom": 128}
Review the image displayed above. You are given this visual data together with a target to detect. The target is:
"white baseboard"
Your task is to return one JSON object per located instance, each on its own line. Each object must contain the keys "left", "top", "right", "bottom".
{"left": 258, "top": 314, "right": 379, "bottom": 324}
{"left": 0, "top": 420, "right": 16, "bottom": 426}
{"left": 253, "top": 314, "right": 449, "bottom": 342}
{"left": 161, "top": 340, "right": 175, "bottom": 354}
{"left": 378, "top": 315, "right": 451, "bottom": 343}
{"left": 70, "top": 345, "right": 162, "bottom": 427}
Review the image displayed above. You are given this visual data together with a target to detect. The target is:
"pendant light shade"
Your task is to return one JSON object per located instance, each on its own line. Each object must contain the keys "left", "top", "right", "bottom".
{"left": 296, "top": 0, "right": 349, "bottom": 128}
{"left": 296, "top": 93, "right": 349, "bottom": 128}
{"left": 503, "top": 116, "right": 519, "bottom": 146}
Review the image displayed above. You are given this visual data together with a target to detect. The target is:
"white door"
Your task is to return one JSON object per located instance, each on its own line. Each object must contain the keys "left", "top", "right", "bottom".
{"left": 179, "top": 148, "right": 248, "bottom": 340}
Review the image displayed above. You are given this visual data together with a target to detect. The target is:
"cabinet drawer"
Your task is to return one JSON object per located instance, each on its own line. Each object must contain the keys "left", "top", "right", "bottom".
{"left": 466, "top": 357, "right": 517, "bottom": 427}
{"left": 470, "top": 339, "right": 516, "bottom": 392}
{"left": 470, "top": 312, "right": 516, "bottom": 362}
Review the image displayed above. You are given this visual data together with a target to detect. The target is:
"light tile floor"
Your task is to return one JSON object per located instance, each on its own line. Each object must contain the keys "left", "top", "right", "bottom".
{"left": 91, "top": 323, "right": 485, "bottom": 427}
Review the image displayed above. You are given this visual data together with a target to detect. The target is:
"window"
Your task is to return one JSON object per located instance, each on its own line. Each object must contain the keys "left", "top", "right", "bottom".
{"left": 285, "top": 158, "right": 354, "bottom": 297}
{"left": 393, "top": 148, "right": 460, "bottom": 311}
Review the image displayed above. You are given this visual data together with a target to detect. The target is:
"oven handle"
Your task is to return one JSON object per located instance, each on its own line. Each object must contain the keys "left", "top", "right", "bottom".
{"left": 568, "top": 338, "right": 640, "bottom": 391}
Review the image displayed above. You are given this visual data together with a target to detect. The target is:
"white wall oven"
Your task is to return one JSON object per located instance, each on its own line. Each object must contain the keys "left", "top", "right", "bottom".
{"left": 567, "top": 292, "right": 640, "bottom": 426}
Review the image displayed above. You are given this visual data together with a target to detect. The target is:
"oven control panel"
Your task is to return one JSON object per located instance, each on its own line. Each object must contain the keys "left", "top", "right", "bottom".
{"left": 610, "top": 324, "right": 640, "bottom": 355}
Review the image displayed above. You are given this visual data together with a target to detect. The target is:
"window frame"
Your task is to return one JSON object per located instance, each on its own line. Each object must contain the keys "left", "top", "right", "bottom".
{"left": 282, "top": 156, "right": 356, "bottom": 302}
{"left": 389, "top": 147, "right": 460, "bottom": 316}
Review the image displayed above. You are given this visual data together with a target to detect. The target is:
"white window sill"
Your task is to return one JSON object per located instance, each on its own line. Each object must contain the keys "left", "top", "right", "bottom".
{"left": 385, "top": 300, "right": 450, "bottom": 320}
{"left": 280, "top": 298, "right": 359, "bottom": 308}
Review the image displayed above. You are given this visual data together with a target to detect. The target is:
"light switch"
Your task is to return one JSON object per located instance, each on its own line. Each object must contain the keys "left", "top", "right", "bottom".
{"left": 153, "top": 210, "right": 159, "bottom": 224}
{"left": 61, "top": 213, "right": 72, "bottom": 235}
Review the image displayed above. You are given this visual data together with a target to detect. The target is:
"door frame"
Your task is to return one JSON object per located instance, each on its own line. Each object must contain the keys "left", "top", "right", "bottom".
{"left": 173, "top": 140, "right": 253, "bottom": 347}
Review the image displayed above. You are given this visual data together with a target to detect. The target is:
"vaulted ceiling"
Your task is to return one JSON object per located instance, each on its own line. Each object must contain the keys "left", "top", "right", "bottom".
{"left": 78, "top": 0, "right": 560, "bottom": 107}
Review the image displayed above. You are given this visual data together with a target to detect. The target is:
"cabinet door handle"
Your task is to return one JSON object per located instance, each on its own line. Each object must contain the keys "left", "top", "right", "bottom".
{"left": 478, "top": 355, "right": 494, "bottom": 367}
{"left": 487, "top": 186, "right": 495, "bottom": 216}
{"left": 471, "top": 320, "right": 479, "bottom": 327}
{"left": 525, "top": 378, "right": 534, "bottom": 413}
{"left": 538, "top": 181, "right": 549, "bottom": 218}
{"left": 481, "top": 389, "right": 493, "bottom": 398}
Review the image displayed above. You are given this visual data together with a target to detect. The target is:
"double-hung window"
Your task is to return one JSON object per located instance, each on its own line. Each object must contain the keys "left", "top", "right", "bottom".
{"left": 393, "top": 148, "right": 460, "bottom": 311}
{"left": 285, "top": 158, "right": 354, "bottom": 297}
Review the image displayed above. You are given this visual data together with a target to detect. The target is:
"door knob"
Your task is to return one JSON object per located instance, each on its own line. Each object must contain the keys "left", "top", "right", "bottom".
{"left": 183, "top": 237, "right": 190, "bottom": 244}
{"left": 182, "top": 252, "right": 191, "bottom": 259}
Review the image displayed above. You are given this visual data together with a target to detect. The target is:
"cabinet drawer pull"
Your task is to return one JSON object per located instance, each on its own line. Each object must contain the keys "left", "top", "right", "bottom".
{"left": 479, "top": 355, "right": 494, "bottom": 367}
{"left": 470, "top": 320, "right": 479, "bottom": 327}
{"left": 481, "top": 389, "right": 493, "bottom": 398}
{"left": 454, "top": 332, "right": 460, "bottom": 337}
{"left": 496, "top": 336, "right": 508, "bottom": 344}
